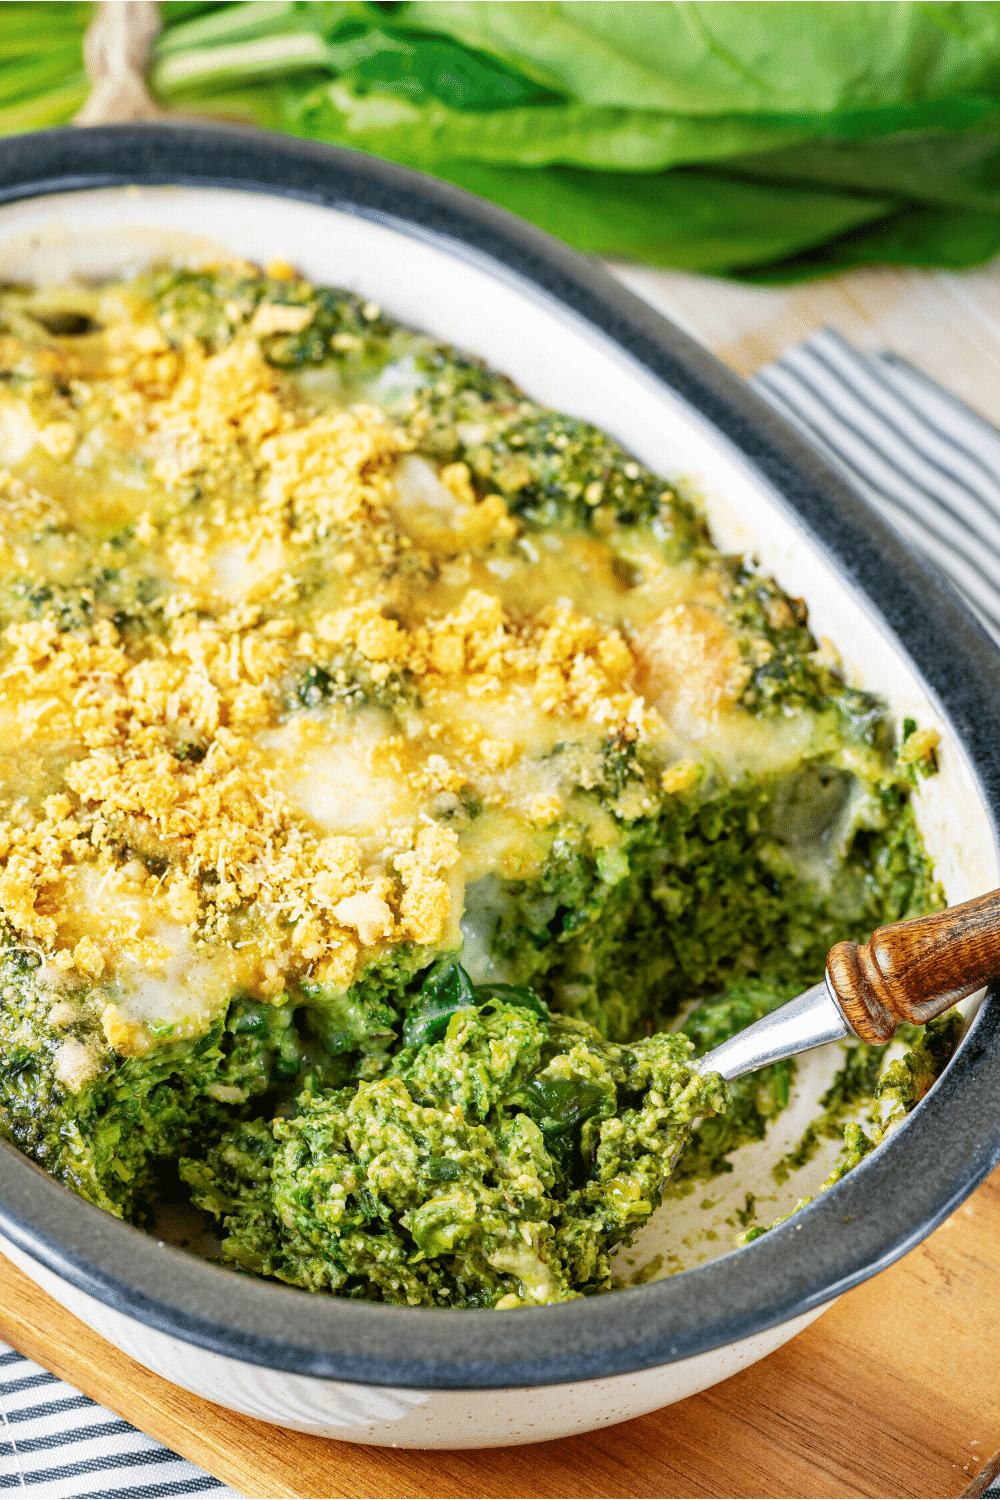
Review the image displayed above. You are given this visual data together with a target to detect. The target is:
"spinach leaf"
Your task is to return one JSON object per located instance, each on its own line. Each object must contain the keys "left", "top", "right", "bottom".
{"left": 716, "top": 120, "right": 1000, "bottom": 219}
{"left": 3, "top": 1045, "right": 33, "bottom": 1078}
{"left": 404, "top": 965, "right": 550, "bottom": 1049}
{"left": 512, "top": 1075, "right": 611, "bottom": 1137}
{"left": 0, "top": 2, "right": 90, "bottom": 136}
{"left": 227, "top": 1000, "right": 272, "bottom": 1038}
{"left": 403, "top": 962, "right": 477, "bottom": 1048}
{"left": 425, "top": 1155, "right": 463, "bottom": 1181}
{"left": 474, "top": 982, "right": 550, "bottom": 1021}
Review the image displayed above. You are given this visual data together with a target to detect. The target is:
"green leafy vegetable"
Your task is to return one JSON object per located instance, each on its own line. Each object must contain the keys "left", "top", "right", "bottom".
{"left": 400, "top": 3, "right": 1000, "bottom": 117}
{"left": 0, "top": 2, "right": 91, "bottom": 136}
{"left": 143, "top": 0, "right": 1000, "bottom": 278}
{"left": 182, "top": 1003, "right": 727, "bottom": 1305}
{"left": 417, "top": 159, "right": 897, "bottom": 273}
{"left": 402, "top": 961, "right": 477, "bottom": 1047}
{"left": 284, "top": 76, "right": 817, "bottom": 173}
{"left": 8, "top": 1, "right": 1000, "bottom": 274}
{"left": 474, "top": 982, "right": 550, "bottom": 1021}
{"left": 512, "top": 1075, "right": 611, "bottom": 1134}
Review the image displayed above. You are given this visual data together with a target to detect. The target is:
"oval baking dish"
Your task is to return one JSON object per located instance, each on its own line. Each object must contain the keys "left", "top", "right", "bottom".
{"left": 0, "top": 124, "right": 999, "bottom": 1449}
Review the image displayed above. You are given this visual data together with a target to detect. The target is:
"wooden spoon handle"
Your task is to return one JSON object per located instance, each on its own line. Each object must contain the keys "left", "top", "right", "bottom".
{"left": 826, "top": 888, "right": 1000, "bottom": 1044}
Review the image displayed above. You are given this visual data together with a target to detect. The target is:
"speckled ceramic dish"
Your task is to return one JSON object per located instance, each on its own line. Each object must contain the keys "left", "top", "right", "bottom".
{"left": 0, "top": 125, "right": 998, "bottom": 1448}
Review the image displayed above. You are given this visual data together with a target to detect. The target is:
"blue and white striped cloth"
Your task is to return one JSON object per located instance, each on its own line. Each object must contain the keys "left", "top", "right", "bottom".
{"left": 752, "top": 326, "right": 1000, "bottom": 644}
{"left": 0, "top": 1346, "right": 242, "bottom": 1497}
{"left": 1, "top": 328, "right": 998, "bottom": 1497}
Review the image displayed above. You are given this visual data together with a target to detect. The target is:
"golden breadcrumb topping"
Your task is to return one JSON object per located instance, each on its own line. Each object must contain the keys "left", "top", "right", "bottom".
{"left": 0, "top": 275, "right": 738, "bottom": 1054}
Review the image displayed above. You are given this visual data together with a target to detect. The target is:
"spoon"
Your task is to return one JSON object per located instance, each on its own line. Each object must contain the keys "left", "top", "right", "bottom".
{"left": 695, "top": 887, "right": 1000, "bottom": 1082}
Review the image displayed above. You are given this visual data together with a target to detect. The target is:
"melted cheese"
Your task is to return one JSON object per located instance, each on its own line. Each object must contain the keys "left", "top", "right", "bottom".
{"left": 259, "top": 709, "right": 421, "bottom": 841}
{"left": 0, "top": 269, "right": 858, "bottom": 1059}
{"left": 109, "top": 925, "right": 246, "bottom": 1042}
{"left": 460, "top": 875, "right": 515, "bottom": 983}
{"left": 0, "top": 400, "right": 39, "bottom": 465}
{"left": 208, "top": 538, "right": 288, "bottom": 601}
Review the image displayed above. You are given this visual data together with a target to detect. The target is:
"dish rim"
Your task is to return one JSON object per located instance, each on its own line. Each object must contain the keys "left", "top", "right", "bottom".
{"left": 0, "top": 122, "right": 999, "bottom": 1392}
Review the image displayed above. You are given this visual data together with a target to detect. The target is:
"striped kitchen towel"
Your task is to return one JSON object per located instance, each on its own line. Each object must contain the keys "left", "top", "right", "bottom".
{"left": 0, "top": 1343, "right": 243, "bottom": 1498}
{"left": 751, "top": 326, "right": 1000, "bottom": 644}
{"left": 1, "top": 329, "right": 998, "bottom": 1497}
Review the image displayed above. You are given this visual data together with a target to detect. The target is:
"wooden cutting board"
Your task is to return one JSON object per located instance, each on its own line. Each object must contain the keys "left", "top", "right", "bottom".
{"left": 4, "top": 262, "right": 1000, "bottom": 1498}
{"left": 1, "top": 1166, "right": 998, "bottom": 1499}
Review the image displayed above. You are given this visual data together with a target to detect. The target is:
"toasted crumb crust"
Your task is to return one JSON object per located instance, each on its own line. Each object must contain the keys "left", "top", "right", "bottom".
{"left": 0, "top": 271, "right": 691, "bottom": 1052}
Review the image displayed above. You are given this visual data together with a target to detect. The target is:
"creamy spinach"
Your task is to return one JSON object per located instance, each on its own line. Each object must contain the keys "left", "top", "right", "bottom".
{"left": 0, "top": 265, "right": 947, "bottom": 1305}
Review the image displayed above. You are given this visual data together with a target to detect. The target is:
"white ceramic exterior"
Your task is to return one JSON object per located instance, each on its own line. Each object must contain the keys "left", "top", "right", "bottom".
{"left": 0, "top": 1233, "right": 824, "bottom": 1446}
{"left": 0, "top": 185, "right": 995, "bottom": 1446}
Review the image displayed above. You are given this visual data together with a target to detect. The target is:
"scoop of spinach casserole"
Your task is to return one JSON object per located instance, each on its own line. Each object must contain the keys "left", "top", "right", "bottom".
{"left": 0, "top": 266, "right": 952, "bottom": 1306}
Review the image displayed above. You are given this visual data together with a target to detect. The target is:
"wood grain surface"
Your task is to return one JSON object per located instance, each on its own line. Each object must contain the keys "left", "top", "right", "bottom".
{"left": 4, "top": 261, "right": 1000, "bottom": 1498}
{"left": 612, "top": 258, "right": 1000, "bottom": 429}
{"left": 0, "top": 1167, "right": 998, "bottom": 1498}
{"left": 827, "top": 889, "right": 1000, "bottom": 1042}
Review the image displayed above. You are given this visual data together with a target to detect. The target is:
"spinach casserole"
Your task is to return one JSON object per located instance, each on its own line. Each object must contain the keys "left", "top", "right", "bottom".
{"left": 0, "top": 264, "right": 952, "bottom": 1308}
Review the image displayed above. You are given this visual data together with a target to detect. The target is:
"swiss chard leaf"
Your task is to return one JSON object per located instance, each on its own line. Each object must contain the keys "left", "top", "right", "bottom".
{"left": 737, "top": 200, "right": 1000, "bottom": 282}
{"left": 334, "top": 25, "right": 564, "bottom": 111}
{"left": 420, "top": 160, "right": 897, "bottom": 272}
{"left": 141, "top": 0, "right": 1000, "bottom": 279}
{"left": 284, "top": 76, "right": 815, "bottom": 172}
{"left": 720, "top": 121, "right": 1000, "bottom": 211}
{"left": 400, "top": 2, "right": 1000, "bottom": 118}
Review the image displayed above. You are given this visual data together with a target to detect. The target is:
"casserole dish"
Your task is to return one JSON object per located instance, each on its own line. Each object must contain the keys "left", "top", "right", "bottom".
{"left": 0, "top": 124, "right": 998, "bottom": 1448}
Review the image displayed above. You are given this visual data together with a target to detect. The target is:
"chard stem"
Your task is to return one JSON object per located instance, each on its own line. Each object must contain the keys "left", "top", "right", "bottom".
{"left": 152, "top": 31, "right": 333, "bottom": 94}
{"left": 154, "top": 0, "right": 307, "bottom": 59}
